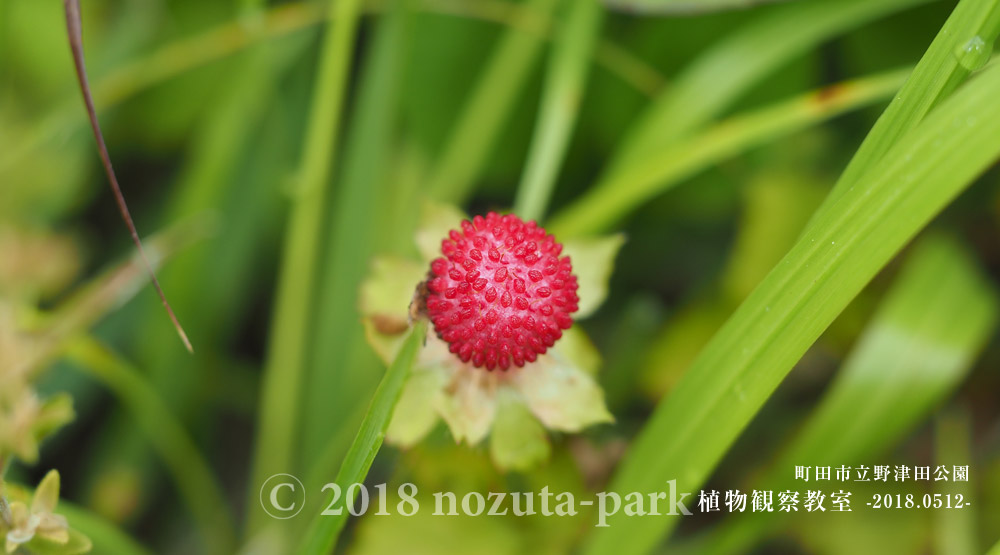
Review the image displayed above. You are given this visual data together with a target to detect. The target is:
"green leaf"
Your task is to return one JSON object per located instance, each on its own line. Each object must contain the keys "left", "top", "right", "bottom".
{"left": 414, "top": 201, "right": 470, "bottom": 263}
{"left": 602, "top": 0, "right": 932, "bottom": 180}
{"left": 513, "top": 0, "right": 603, "bottom": 222}
{"left": 4, "top": 485, "right": 142, "bottom": 555}
{"left": 295, "top": 320, "right": 427, "bottom": 554}
{"left": 428, "top": 0, "right": 561, "bottom": 203}
{"left": 640, "top": 175, "right": 825, "bottom": 398}
{"left": 554, "top": 325, "right": 602, "bottom": 376}
{"left": 509, "top": 336, "right": 613, "bottom": 432}
{"left": 549, "top": 67, "right": 909, "bottom": 238}
{"left": 31, "top": 470, "right": 60, "bottom": 516}
{"left": 490, "top": 390, "right": 552, "bottom": 472}
{"left": 24, "top": 529, "right": 92, "bottom": 555}
{"left": 583, "top": 58, "right": 1000, "bottom": 555}
{"left": 718, "top": 175, "right": 826, "bottom": 301}
{"left": 304, "top": 0, "right": 412, "bottom": 469}
{"left": 386, "top": 366, "right": 447, "bottom": 447}
{"left": 806, "top": 0, "right": 1000, "bottom": 224}
{"left": 777, "top": 237, "right": 997, "bottom": 466}
{"left": 434, "top": 353, "right": 500, "bottom": 445}
{"left": 562, "top": 234, "right": 625, "bottom": 318}
{"left": 112, "top": 32, "right": 311, "bottom": 552}
{"left": 249, "top": 0, "right": 362, "bottom": 533}
{"left": 696, "top": 235, "right": 997, "bottom": 555}
{"left": 360, "top": 256, "right": 425, "bottom": 328}
{"left": 359, "top": 256, "right": 427, "bottom": 363}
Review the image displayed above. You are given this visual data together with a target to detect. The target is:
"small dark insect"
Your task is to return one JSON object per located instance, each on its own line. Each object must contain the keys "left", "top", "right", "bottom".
{"left": 409, "top": 276, "right": 431, "bottom": 324}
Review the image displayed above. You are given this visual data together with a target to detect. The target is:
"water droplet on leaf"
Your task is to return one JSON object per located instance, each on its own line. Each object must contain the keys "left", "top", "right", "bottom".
{"left": 954, "top": 36, "right": 990, "bottom": 71}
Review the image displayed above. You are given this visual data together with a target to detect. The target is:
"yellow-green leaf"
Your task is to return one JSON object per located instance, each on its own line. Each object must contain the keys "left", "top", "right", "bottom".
{"left": 562, "top": 234, "right": 624, "bottom": 319}
{"left": 490, "top": 391, "right": 551, "bottom": 472}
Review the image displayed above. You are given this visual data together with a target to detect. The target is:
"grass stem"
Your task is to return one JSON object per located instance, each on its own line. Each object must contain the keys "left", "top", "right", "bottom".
{"left": 247, "top": 0, "right": 363, "bottom": 535}
{"left": 513, "top": 0, "right": 602, "bottom": 222}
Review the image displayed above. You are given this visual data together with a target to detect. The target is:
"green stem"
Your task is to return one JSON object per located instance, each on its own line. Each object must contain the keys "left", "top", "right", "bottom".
{"left": 513, "top": 0, "right": 602, "bottom": 222}
{"left": 247, "top": 0, "right": 362, "bottom": 535}
{"left": 296, "top": 321, "right": 427, "bottom": 554}
{"left": 429, "top": 0, "right": 561, "bottom": 203}
{"left": 302, "top": 0, "right": 410, "bottom": 469}
{"left": 63, "top": 337, "right": 236, "bottom": 555}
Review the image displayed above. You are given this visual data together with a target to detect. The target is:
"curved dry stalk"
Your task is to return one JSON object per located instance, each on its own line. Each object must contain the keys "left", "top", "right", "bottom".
{"left": 62, "top": 0, "right": 192, "bottom": 353}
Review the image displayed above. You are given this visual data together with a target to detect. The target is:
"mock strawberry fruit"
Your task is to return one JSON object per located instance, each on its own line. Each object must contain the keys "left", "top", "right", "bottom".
{"left": 423, "top": 212, "right": 580, "bottom": 371}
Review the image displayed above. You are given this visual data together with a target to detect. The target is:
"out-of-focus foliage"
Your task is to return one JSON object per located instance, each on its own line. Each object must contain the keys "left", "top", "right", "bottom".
{"left": 2, "top": 0, "right": 1000, "bottom": 553}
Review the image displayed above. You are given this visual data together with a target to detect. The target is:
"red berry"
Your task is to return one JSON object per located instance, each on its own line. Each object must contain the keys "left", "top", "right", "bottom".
{"left": 425, "top": 212, "right": 580, "bottom": 371}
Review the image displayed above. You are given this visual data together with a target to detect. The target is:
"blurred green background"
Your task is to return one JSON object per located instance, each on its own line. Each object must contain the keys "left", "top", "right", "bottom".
{"left": 1, "top": 0, "right": 1000, "bottom": 553}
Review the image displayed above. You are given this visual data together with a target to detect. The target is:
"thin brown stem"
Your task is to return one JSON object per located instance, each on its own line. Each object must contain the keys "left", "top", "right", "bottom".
{"left": 63, "top": 0, "right": 192, "bottom": 353}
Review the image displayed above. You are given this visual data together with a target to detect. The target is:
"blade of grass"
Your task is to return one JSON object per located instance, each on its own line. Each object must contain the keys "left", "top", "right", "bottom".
{"left": 806, "top": 0, "right": 1000, "bottom": 225}
{"left": 248, "top": 0, "right": 362, "bottom": 534}
{"left": 422, "top": 0, "right": 663, "bottom": 95}
{"left": 583, "top": 60, "right": 1000, "bottom": 555}
{"left": 63, "top": 337, "right": 237, "bottom": 555}
{"left": 376, "top": 142, "right": 430, "bottom": 257}
{"left": 92, "top": 27, "right": 312, "bottom": 529}
{"left": 126, "top": 24, "right": 310, "bottom": 393}
{"left": 513, "top": 0, "right": 602, "bottom": 222}
{"left": 640, "top": 174, "right": 825, "bottom": 398}
{"left": 295, "top": 321, "right": 427, "bottom": 555}
{"left": 90, "top": 0, "right": 657, "bottom": 106}
{"left": 548, "top": 67, "right": 910, "bottom": 238}
{"left": 696, "top": 235, "right": 997, "bottom": 555}
{"left": 601, "top": 0, "right": 932, "bottom": 182}
{"left": 428, "top": 0, "right": 560, "bottom": 203}
{"left": 301, "top": 142, "right": 429, "bottom": 500}
{"left": 553, "top": 0, "right": 1000, "bottom": 239}
{"left": 302, "top": 0, "right": 410, "bottom": 471}
{"left": 776, "top": 238, "right": 996, "bottom": 470}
